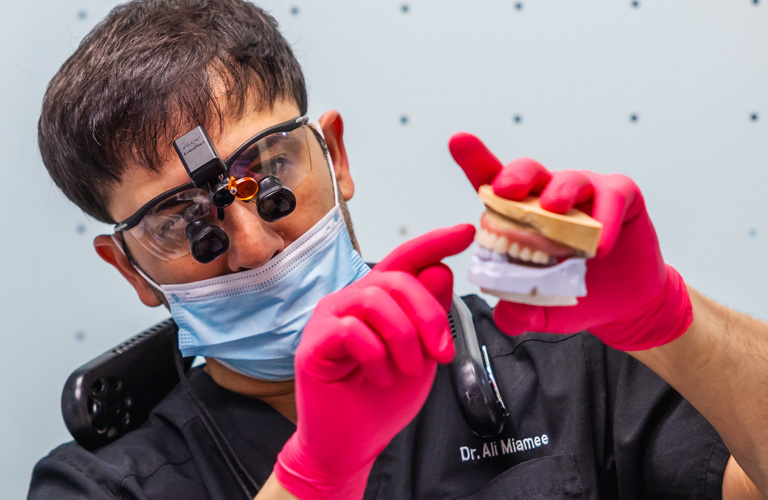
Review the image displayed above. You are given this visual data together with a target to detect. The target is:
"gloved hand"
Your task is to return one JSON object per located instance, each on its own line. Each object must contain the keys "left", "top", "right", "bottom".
{"left": 449, "top": 133, "right": 692, "bottom": 352}
{"left": 274, "top": 224, "right": 475, "bottom": 500}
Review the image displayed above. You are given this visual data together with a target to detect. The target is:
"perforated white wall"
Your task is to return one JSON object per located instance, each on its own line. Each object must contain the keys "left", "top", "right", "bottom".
{"left": 2, "top": 1, "right": 766, "bottom": 497}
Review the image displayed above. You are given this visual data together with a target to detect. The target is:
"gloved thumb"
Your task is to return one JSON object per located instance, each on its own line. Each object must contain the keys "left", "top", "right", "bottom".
{"left": 413, "top": 263, "right": 453, "bottom": 312}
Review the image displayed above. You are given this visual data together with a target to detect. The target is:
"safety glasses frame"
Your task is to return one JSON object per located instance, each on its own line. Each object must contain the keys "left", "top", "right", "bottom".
{"left": 114, "top": 115, "right": 310, "bottom": 233}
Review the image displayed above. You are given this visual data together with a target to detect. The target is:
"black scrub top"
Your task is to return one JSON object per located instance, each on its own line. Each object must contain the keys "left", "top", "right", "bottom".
{"left": 28, "top": 295, "right": 729, "bottom": 499}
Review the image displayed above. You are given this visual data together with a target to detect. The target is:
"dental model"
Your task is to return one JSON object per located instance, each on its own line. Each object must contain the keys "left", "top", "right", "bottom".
{"left": 469, "top": 185, "right": 603, "bottom": 306}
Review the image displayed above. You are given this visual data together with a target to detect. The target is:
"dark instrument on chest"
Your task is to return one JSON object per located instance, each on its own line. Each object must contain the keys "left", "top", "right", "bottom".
{"left": 448, "top": 294, "right": 509, "bottom": 437}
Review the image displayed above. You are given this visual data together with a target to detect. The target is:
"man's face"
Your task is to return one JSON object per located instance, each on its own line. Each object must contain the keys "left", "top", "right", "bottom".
{"left": 107, "top": 101, "right": 343, "bottom": 288}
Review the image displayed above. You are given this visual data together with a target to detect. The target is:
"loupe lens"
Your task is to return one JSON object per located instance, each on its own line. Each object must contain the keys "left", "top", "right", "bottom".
{"left": 258, "top": 192, "right": 296, "bottom": 221}
{"left": 256, "top": 176, "right": 296, "bottom": 222}
{"left": 211, "top": 181, "right": 235, "bottom": 208}
{"left": 192, "top": 234, "right": 228, "bottom": 263}
{"left": 186, "top": 221, "right": 229, "bottom": 263}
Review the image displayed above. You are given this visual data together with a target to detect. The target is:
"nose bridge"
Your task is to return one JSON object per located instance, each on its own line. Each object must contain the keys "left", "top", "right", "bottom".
{"left": 221, "top": 200, "right": 282, "bottom": 270}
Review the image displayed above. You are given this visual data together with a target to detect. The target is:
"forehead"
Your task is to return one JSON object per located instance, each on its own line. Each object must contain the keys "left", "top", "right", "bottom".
{"left": 107, "top": 102, "right": 301, "bottom": 222}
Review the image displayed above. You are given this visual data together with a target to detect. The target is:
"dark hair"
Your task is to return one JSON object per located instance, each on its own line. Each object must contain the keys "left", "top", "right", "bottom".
{"left": 39, "top": 0, "right": 308, "bottom": 223}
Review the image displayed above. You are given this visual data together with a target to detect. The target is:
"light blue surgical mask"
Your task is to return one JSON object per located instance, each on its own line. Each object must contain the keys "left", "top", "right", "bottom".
{"left": 126, "top": 129, "right": 370, "bottom": 380}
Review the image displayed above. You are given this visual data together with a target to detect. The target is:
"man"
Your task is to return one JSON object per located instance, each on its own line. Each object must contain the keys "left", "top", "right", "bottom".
{"left": 28, "top": 0, "right": 768, "bottom": 499}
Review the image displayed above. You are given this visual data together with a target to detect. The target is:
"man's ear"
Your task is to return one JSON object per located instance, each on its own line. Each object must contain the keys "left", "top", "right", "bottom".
{"left": 93, "top": 235, "right": 163, "bottom": 307}
{"left": 317, "top": 110, "right": 354, "bottom": 201}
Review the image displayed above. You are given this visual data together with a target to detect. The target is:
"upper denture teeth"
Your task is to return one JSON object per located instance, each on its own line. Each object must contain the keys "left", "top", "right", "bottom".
{"left": 531, "top": 250, "right": 550, "bottom": 264}
{"left": 487, "top": 232, "right": 499, "bottom": 250}
{"left": 493, "top": 236, "right": 509, "bottom": 254}
{"left": 475, "top": 229, "right": 491, "bottom": 248}
{"left": 477, "top": 230, "right": 553, "bottom": 266}
{"left": 519, "top": 247, "right": 532, "bottom": 262}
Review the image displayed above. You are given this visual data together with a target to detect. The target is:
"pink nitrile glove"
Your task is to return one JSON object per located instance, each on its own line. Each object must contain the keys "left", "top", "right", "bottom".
{"left": 448, "top": 133, "right": 692, "bottom": 352}
{"left": 274, "top": 224, "right": 476, "bottom": 500}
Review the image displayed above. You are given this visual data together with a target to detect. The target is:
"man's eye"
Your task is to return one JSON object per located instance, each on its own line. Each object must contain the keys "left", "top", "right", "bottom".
{"left": 263, "top": 155, "right": 292, "bottom": 176}
{"left": 183, "top": 201, "right": 209, "bottom": 219}
{"left": 158, "top": 216, "right": 186, "bottom": 237}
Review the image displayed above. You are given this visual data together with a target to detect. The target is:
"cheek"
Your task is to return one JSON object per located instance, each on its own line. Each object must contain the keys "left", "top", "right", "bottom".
{"left": 140, "top": 250, "right": 229, "bottom": 285}
{"left": 275, "top": 197, "right": 329, "bottom": 243}
{"left": 293, "top": 168, "right": 336, "bottom": 221}
{"left": 265, "top": 183, "right": 331, "bottom": 247}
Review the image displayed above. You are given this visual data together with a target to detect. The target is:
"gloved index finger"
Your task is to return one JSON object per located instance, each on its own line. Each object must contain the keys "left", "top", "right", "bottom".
{"left": 492, "top": 157, "right": 553, "bottom": 201}
{"left": 538, "top": 170, "right": 593, "bottom": 214}
{"left": 375, "top": 224, "right": 476, "bottom": 275}
{"left": 583, "top": 172, "right": 639, "bottom": 257}
{"left": 448, "top": 133, "right": 504, "bottom": 192}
